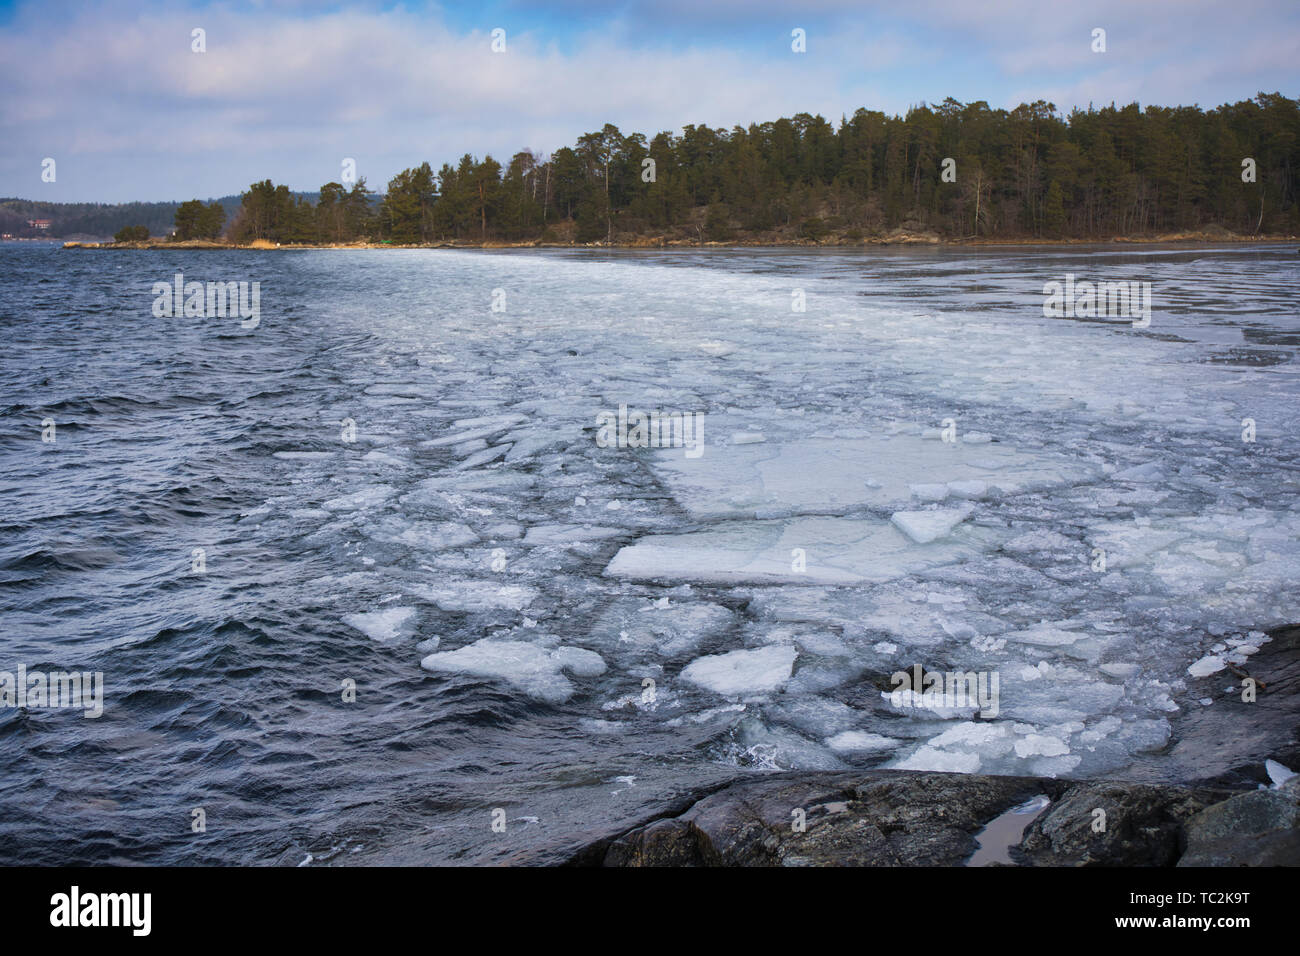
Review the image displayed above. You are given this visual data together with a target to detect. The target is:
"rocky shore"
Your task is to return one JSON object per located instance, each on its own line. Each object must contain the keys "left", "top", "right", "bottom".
{"left": 566, "top": 624, "right": 1300, "bottom": 867}
{"left": 566, "top": 767, "right": 1298, "bottom": 866}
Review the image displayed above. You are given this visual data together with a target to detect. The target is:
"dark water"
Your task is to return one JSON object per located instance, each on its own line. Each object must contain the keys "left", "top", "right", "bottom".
{"left": 0, "top": 245, "right": 743, "bottom": 865}
{"left": 1, "top": 242, "right": 1297, "bottom": 865}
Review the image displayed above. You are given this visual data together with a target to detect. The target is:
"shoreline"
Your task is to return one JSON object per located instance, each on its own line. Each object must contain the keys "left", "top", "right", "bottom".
{"left": 565, "top": 623, "right": 1300, "bottom": 867}
{"left": 562, "top": 766, "right": 1300, "bottom": 867}
{"left": 344, "top": 626, "right": 1300, "bottom": 866}
{"left": 60, "top": 231, "right": 1300, "bottom": 252}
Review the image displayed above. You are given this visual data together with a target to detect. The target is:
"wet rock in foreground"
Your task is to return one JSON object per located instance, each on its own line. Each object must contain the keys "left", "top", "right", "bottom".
{"left": 1177, "top": 778, "right": 1300, "bottom": 866}
{"left": 569, "top": 769, "right": 1300, "bottom": 866}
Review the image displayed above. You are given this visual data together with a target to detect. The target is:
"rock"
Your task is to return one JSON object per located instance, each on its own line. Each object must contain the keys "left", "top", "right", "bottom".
{"left": 1177, "top": 828, "right": 1300, "bottom": 866}
{"left": 1177, "top": 786, "right": 1300, "bottom": 866}
{"left": 1186, "top": 789, "right": 1300, "bottom": 841}
{"left": 1133, "top": 623, "right": 1300, "bottom": 789}
{"left": 1018, "top": 782, "right": 1223, "bottom": 866}
{"left": 571, "top": 770, "right": 1234, "bottom": 867}
{"left": 593, "top": 771, "right": 1040, "bottom": 866}
{"left": 882, "top": 227, "right": 941, "bottom": 245}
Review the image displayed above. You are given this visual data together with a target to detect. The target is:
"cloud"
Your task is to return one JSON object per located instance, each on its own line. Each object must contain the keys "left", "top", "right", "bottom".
{"left": 1, "top": 0, "right": 1295, "bottom": 200}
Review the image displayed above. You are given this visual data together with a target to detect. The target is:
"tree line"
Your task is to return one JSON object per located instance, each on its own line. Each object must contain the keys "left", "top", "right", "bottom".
{"left": 213, "top": 92, "right": 1299, "bottom": 244}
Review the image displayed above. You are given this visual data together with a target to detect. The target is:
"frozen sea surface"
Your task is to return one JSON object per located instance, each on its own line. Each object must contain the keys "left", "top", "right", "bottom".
{"left": 0, "top": 242, "right": 1297, "bottom": 864}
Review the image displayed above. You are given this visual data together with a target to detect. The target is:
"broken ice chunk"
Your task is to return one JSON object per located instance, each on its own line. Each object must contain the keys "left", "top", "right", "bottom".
{"left": 644, "top": 434, "right": 1100, "bottom": 520}
{"left": 605, "top": 516, "right": 1001, "bottom": 586}
{"left": 411, "top": 579, "right": 539, "bottom": 612}
{"left": 419, "top": 639, "right": 605, "bottom": 704}
{"left": 1187, "top": 654, "right": 1227, "bottom": 678}
{"left": 680, "top": 645, "right": 797, "bottom": 696}
{"left": 1266, "top": 759, "right": 1297, "bottom": 788}
{"left": 890, "top": 506, "right": 974, "bottom": 544}
{"left": 910, "top": 483, "right": 950, "bottom": 502}
{"left": 343, "top": 606, "right": 417, "bottom": 642}
{"left": 1005, "top": 624, "right": 1089, "bottom": 647}
{"left": 946, "top": 480, "right": 989, "bottom": 500}
{"left": 826, "top": 731, "right": 899, "bottom": 754}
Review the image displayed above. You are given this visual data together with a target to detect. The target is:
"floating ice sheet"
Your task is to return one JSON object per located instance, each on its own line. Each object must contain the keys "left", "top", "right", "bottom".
{"left": 343, "top": 606, "right": 416, "bottom": 643}
{"left": 420, "top": 639, "right": 606, "bottom": 704}
{"left": 680, "top": 644, "right": 798, "bottom": 696}
{"left": 647, "top": 434, "right": 1100, "bottom": 519}
{"left": 605, "top": 516, "right": 1003, "bottom": 586}
{"left": 410, "top": 579, "right": 539, "bottom": 612}
{"left": 586, "top": 597, "right": 736, "bottom": 664}
{"left": 891, "top": 506, "right": 974, "bottom": 544}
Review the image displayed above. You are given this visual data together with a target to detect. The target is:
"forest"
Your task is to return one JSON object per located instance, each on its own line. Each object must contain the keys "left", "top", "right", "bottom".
{"left": 0, "top": 196, "right": 245, "bottom": 240}
{"left": 221, "top": 93, "right": 1298, "bottom": 245}
{"left": 10, "top": 93, "right": 1297, "bottom": 244}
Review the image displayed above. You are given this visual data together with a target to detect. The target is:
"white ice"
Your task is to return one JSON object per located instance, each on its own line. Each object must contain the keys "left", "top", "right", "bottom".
{"left": 890, "top": 506, "right": 974, "bottom": 544}
{"left": 605, "top": 516, "right": 1001, "bottom": 585}
{"left": 420, "top": 639, "right": 606, "bottom": 704}
{"left": 646, "top": 433, "right": 1099, "bottom": 520}
{"left": 680, "top": 645, "right": 798, "bottom": 696}
{"left": 343, "top": 606, "right": 417, "bottom": 642}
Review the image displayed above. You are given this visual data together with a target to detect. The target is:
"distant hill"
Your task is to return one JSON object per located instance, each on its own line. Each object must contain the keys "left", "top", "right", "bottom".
{"left": 0, "top": 193, "right": 319, "bottom": 240}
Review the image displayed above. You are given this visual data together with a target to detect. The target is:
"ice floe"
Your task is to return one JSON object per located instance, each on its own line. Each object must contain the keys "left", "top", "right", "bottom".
{"left": 420, "top": 639, "right": 605, "bottom": 704}
{"left": 411, "top": 579, "right": 538, "bottom": 612}
{"left": 606, "top": 516, "right": 1002, "bottom": 585}
{"left": 646, "top": 434, "right": 1099, "bottom": 520}
{"left": 891, "top": 506, "right": 975, "bottom": 544}
{"left": 343, "top": 606, "right": 417, "bottom": 643}
{"left": 680, "top": 645, "right": 798, "bottom": 696}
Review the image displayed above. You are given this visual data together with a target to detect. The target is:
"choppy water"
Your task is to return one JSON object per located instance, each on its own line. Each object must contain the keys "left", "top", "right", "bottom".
{"left": 1, "top": 241, "right": 1297, "bottom": 865}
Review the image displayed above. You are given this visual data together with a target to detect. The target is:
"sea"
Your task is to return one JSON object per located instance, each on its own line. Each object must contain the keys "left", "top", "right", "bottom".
{"left": 1, "top": 240, "right": 1297, "bottom": 864}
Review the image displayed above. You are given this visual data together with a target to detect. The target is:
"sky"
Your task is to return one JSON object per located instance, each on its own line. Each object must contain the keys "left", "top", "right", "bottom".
{"left": 2, "top": 0, "right": 1297, "bottom": 202}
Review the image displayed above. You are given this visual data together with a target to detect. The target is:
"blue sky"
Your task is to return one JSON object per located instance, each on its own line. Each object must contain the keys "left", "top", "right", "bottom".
{"left": 2, "top": 0, "right": 1297, "bottom": 202}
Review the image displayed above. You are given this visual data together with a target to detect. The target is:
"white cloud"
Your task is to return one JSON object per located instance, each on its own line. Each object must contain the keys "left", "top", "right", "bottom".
{"left": 1, "top": 0, "right": 1294, "bottom": 200}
